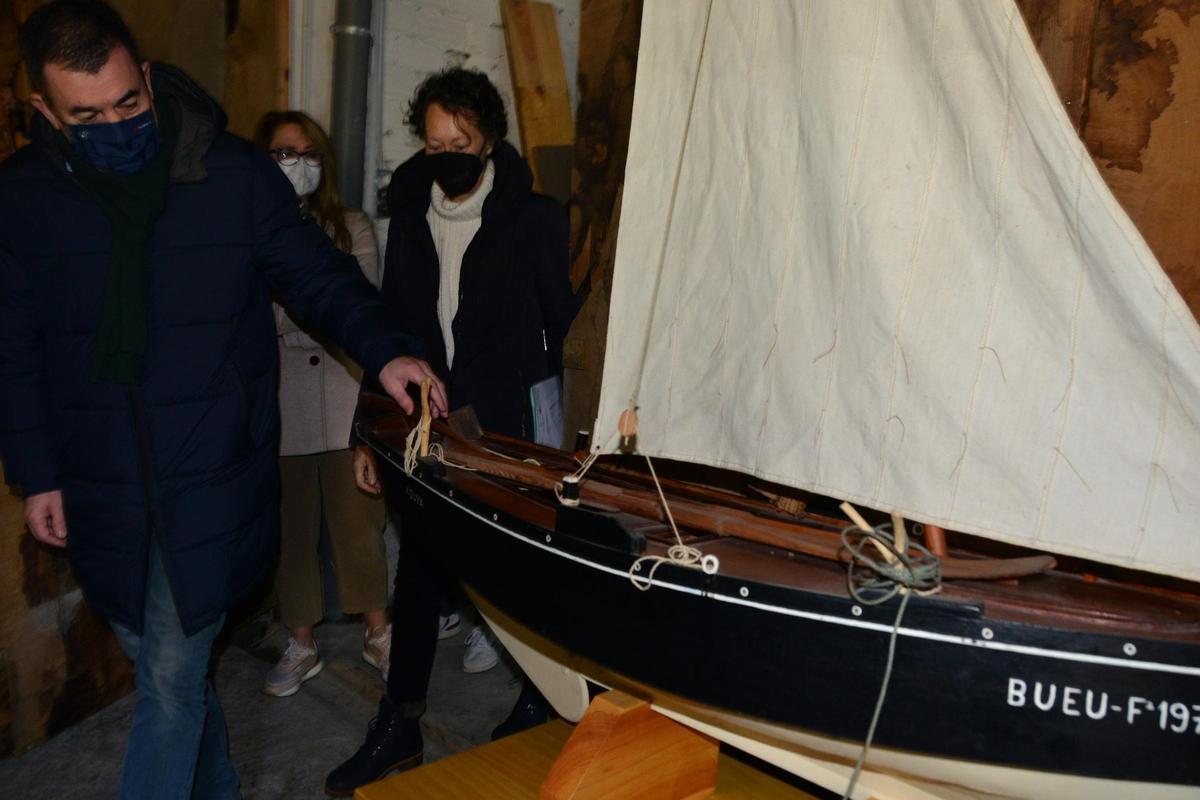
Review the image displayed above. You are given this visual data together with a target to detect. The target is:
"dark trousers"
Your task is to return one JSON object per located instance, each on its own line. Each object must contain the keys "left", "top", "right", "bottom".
{"left": 386, "top": 497, "right": 450, "bottom": 716}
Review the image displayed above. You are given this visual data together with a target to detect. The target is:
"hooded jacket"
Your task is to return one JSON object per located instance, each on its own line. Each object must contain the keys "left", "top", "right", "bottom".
{"left": 377, "top": 141, "right": 578, "bottom": 439}
{"left": 0, "top": 65, "right": 417, "bottom": 634}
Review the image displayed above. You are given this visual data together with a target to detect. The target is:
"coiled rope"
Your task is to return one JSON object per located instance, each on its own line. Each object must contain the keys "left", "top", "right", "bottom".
{"left": 628, "top": 456, "right": 719, "bottom": 590}
{"left": 838, "top": 516, "right": 941, "bottom": 800}
{"left": 551, "top": 450, "right": 719, "bottom": 588}
{"left": 841, "top": 522, "right": 942, "bottom": 605}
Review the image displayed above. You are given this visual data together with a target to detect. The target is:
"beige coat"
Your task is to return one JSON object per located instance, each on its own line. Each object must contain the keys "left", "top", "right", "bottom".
{"left": 276, "top": 209, "right": 379, "bottom": 456}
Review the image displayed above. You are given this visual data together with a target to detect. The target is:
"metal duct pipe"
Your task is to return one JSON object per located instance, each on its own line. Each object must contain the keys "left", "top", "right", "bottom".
{"left": 329, "top": 0, "right": 373, "bottom": 208}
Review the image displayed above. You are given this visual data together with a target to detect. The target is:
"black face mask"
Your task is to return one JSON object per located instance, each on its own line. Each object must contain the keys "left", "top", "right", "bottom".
{"left": 427, "top": 151, "right": 486, "bottom": 196}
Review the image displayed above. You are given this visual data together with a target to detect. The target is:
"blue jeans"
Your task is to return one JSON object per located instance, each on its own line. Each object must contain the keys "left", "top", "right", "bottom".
{"left": 112, "top": 548, "right": 241, "bottom": 800}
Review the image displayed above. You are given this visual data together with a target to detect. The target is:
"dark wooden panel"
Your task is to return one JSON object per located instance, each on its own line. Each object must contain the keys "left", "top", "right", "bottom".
{"left": 561, "top": 0, "right": 643, "bottom": 442}
{"left": 1016, "top": 0, "right": 1101, "bottom": 131}
{"left": 1083, "top": 0, "right": 1200, "bottom": 318}
{"left": 222, "top": 0, "right": 289, "bottom": 140}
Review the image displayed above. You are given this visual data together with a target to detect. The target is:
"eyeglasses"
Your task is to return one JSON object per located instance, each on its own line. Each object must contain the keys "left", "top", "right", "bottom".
{"left": 268, "top": 148, "right": 323, "bottom": 167}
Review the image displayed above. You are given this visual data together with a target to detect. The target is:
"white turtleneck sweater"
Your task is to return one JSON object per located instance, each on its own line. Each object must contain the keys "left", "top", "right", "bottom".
{"left": 426, "top": 160, "right": 496, "bottom": 369}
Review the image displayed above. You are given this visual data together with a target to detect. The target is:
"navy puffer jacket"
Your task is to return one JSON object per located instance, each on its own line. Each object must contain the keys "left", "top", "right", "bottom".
{"left": 0, "top": 66, "right": 417, "bottom": 634}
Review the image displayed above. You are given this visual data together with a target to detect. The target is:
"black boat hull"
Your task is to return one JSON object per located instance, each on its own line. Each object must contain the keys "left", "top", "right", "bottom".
{"left": 379, "top": 458, "right": 1200, "bottom": 795}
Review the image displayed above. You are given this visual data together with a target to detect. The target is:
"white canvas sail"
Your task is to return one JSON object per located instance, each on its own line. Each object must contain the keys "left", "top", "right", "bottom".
{"left": 594, "top": 0, "right": 1200, "bottom": 581}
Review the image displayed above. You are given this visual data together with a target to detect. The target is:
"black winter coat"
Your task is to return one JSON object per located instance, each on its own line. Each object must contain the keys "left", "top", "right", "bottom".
{"left": 378, "top": 142, "right": 578, "bottom": 439}
{"left": 0, "top": 66, "right": 416, "bottom": 634}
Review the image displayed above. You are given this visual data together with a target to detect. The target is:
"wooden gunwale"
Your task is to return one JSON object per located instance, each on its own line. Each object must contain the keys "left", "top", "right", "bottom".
{"left": 364, "top": 407, "right": 1200, "bottom": 641}
{"left": 417, "top": 455, "right": 1200, "bottom": 642}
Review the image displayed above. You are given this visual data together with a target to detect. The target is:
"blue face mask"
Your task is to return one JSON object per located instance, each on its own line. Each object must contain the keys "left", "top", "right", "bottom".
{"left": 68, "top": 108, "right": 160, "bottom": 174}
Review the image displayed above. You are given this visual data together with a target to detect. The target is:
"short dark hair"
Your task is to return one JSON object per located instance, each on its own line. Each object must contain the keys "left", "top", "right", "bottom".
{"left": 405, "top": 68, "right": 508, "bottom": 144}
{"left": 20, "top": 0, "right": 142, "bottom": 94}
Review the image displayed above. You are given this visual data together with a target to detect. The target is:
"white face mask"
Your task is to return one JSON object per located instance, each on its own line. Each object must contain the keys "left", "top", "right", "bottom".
{"left": 278, "top": 160, "right": 322, "bottom": 198}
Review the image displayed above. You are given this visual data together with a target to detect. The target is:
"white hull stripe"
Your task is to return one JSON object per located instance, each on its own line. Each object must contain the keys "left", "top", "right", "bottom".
{"left": 382, "top": 454, "right": 1200, "bottom": 679}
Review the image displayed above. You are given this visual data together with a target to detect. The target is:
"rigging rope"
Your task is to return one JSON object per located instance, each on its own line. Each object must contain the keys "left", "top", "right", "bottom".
{"left": 553, "top": 449, "right": 600, "bottom": 507}
{"left": 838, "top": 521, "right": 942, "bottom": 800}
{"left": 402, "top": 424, "right": 476, "bottom": 476}
{"left": 626, "top": 0, "right": 717, "bottom": 413}
{"left": 628, "top": 455, "right": 719, "bottom": 590}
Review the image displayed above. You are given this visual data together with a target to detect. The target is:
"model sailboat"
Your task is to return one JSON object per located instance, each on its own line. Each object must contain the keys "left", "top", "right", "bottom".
{"left": 361, "top": 1, "right": 1200, "bottom": 797}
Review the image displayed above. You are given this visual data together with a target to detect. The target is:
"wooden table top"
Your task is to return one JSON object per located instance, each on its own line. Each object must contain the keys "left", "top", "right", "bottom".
{"left": 356, "top": 719, "right": 818, "bottom": 799}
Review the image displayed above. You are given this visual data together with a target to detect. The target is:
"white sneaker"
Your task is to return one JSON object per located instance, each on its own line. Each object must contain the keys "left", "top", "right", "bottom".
{"left": 363, "top": 624, "right": 391, "bottom": 681}
{"left": 462, "top": 625, "right": 500, "bottom": 673}
{"left": 438, "top": 611, "right": 462, "bottom": 640}
{"left": 264, "top": 637, "right": 323, "bottom": 697}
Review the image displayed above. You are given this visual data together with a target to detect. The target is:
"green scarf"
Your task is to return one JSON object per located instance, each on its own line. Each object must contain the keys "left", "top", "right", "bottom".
{"left": 64, "top": 102, "right": 178, "bottom": 384}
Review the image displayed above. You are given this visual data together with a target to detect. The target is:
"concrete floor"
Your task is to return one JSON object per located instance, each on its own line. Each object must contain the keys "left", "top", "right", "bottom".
{"left": 0, "top": 615, "right": 521, "bottom": 799}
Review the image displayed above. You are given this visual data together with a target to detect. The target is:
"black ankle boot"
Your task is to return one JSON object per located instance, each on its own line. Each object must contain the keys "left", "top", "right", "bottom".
{"left": 325, "top": 696, "right": 423, "bottom": 796}
{"left": 491, "top": 679, "right": 554, "bottom": 741}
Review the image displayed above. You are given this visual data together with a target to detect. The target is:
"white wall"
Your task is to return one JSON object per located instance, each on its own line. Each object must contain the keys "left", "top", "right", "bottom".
{"left": 290, "top": 0, "right": 580, "bottom": 213}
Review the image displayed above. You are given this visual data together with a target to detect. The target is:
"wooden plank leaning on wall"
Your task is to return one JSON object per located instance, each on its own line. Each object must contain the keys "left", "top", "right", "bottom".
{"left": 501, "top": 0, "right": 575, "bottom": 205}
{"left": 223, "top": 0, "right": 290, "bottom": 139}
{"left": 560, "top": 0, "right": 643, "bottom": 443}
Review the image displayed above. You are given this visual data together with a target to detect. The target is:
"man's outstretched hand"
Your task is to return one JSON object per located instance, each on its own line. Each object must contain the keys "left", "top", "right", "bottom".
{"left": 379, "top": 356, "right": 448, "bottom": 417}
{"left": 25, "top": 490, "right": 67, "bottom": 547}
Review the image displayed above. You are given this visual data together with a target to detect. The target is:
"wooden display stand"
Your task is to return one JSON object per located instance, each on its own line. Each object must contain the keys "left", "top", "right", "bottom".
{"left": 356, "top": 691, "right": 815, "bottom": 799}
{"left": 541, "top": 691, "right": 717, "bottom": 799}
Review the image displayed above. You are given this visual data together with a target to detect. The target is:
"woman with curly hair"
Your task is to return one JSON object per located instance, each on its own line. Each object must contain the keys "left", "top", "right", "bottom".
{"left": 325, "top": 68, "right": 579, "bottom": 796}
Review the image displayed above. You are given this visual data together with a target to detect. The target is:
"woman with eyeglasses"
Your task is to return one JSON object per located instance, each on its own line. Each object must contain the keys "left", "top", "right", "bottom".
{"left": 252, "top": 110, "right": 391, "bottom": 698}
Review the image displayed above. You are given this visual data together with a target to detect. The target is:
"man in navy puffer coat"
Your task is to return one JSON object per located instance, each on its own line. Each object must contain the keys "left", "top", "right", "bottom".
{"left": 0, "top": 2, "right": 445, "bottom": 796}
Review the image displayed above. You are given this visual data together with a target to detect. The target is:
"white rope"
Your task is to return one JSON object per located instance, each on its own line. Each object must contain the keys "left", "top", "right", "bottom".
{"left": 629, "top": 455, "right": 719, "bottom": 590}
{"left": 482, "top": 446, "right": 542, "bottom": 467}
{"left": 550, "top": 449, "right": 719, "bottom": 587}
{"left": 553, "top": 449, "right": 600, "bottom": 507}
{"left": 402, "top": 425, "right": 421, "bottom": 476}
{"left": 402, "top": 425, "right": 475, "bottom": 476}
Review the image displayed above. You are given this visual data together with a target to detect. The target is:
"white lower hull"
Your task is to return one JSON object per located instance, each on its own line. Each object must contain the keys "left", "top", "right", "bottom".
{"left": 476, "top": 595, "right": 1196, "bottom": 800}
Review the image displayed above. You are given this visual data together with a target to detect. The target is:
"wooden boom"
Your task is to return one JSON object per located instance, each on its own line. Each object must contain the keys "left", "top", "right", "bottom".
{"left": 366, "top": 408, "right": 1055, "bottom": 582}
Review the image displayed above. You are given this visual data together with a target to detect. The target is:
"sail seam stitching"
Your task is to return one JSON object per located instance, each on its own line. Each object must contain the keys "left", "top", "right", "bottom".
{"left": 946, "top": 6, "right": 1018, "bottom": 518}
{"left": 754, "top": 0, "right": 814, "bottom": 463}
{"left": 873, "top": 0, "right": 942, "bottom": 503}
{"left": 629, "top": 0, "right": 717, "bottom": 417}
{"left": 1133, "top": 299, "right": 1172, "bottom": 558}
{"left": 1033, "top": 152, "right": 1089, "bottom": 543}
{"left": 714, "top": 1, "right": 763, "bottom": 464}
{"left": 810, "top": 0, "right": 885, "bottom": 477}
